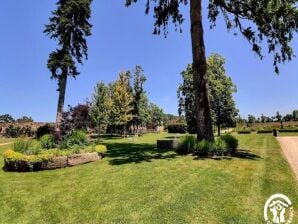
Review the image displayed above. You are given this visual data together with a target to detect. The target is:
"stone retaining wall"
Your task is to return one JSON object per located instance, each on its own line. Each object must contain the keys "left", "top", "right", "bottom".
{"left": 4, "top": 152, "right": 103, "bottom": 172}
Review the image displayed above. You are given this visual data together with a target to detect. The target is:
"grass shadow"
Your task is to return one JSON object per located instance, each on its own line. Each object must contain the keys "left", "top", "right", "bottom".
{"left": 232, "top": 149, "right": 263, "bottom": 160}
{"left": 105, "top": 142, "right": 180, "bottom": 165}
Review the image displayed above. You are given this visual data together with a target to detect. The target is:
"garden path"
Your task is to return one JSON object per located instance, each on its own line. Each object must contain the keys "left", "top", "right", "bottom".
{"left": 277, "top": 136, "right": 298, "bottom": 181}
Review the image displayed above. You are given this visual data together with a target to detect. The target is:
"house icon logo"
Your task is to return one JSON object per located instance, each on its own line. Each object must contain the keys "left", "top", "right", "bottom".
{"left": 264, "top": 194, "right": 294, "bottom": 223}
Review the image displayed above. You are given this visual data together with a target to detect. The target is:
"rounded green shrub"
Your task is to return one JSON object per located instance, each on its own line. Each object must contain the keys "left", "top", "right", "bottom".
{"left": 40, "top": 134, "right": 56, "bottom": 149}
{"left": 167, "top": 124, "right": 187, "bottom": 134}
{"left": 176, "top": 135, "right": 196, "bottom": 154}
{"left": 195, "top": 140, "right": 211, "bottom": 157}
{"left": 220, "top": 134, "right": 238, "bottom": 154}
{"left": 67, "top": 130, "right": 88, "bottom": 146}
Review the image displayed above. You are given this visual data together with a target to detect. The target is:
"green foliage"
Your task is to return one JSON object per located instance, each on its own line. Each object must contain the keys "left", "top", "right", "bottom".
{"left": 16, "top": 116, "right": 33, "bottom": 123}
{"left": 67, "top": 131, "right": 88, "bottom": 146}
{"left": 40, "top": 134, "right": 56, "bottom": 149}
{"left": 0, "top": 114, "right": 14, "bottom": 123}
{"left": 195, "top": 140, "right": 211, "bottom": 157}
{"left": 13, "top": 139, "right": 32, "bottom": 153}
{"left": 220, "top": 135, "right": 238, "bottom": 154}
{"left": 213, "top": 138, "right": 227, "bottom": 155}
{"left": 178, "top": 54, "right": 238, "bottom": 135}
{"left": 90, "top": 81, "right": 112, "bottom": 133}
{"left": 13, "top": 139, "right": 42, "bottom": 155}
{"left": 147, "top": 103, "right": 164, "bottom": 129}
{"left": 4, "top": 125, "right": 34, "bottom": 138}
{"left": 36, "top": 124, "right": 55, "bottom": 139}
{"left": 167, "top": 124, "right": 187, "bottom": 134}
{"left": 176, "top": 135, "right": 197, "bottom": 154}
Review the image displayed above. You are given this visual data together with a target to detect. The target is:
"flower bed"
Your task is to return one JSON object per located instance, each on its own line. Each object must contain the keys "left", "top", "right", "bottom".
{"left": 3, "top": 145, "right": 107, "bottom": 172}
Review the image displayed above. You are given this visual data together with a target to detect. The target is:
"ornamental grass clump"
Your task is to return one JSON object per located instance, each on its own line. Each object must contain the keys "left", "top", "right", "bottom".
{"left": 176, "top": 135, "right": 197, "bottom": 154}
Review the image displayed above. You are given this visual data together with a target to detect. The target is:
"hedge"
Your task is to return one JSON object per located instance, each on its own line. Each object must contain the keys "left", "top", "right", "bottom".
{"left": 237, "top": 131, "right": 251, "bottom": 134}
{"left": 167, "top": 124, "right": 187, "bottom": 134}
{"left": 257, "top": 130, "right": 273, "bottom": 134}
{"left": 278, "top": 129, "right": 298, "bottom": 132}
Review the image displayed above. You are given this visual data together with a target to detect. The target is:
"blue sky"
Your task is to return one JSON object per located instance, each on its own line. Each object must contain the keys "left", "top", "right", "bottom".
{"left": 0, "top": 1, "right": 297, "bottom": 122}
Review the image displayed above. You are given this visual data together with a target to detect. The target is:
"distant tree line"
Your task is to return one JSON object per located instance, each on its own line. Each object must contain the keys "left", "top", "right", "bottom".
{"left": 0, "top": 114, "right": 33, "bottom": 123}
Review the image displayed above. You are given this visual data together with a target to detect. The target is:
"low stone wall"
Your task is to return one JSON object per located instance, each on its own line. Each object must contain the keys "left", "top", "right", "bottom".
{"left": 4, "top": 152, "right": 103, "bottom": 172}
{"left": 157, "top": 140, "right": 179, "bottom": 149}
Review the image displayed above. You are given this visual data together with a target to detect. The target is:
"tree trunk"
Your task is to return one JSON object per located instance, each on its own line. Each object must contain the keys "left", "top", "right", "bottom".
{"left": 217, "top": 123, "right": 221, "bottom": 136}
{"left": 55, "top": 70, "right": 67, "bottom": 137}
{"left": 190, "top": 0, "right": 214, "bottom": 142}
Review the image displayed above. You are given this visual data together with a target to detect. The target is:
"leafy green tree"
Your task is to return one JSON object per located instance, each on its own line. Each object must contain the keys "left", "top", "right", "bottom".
{"left": 0, "top": 114, "right": 15, "bottom": 123}
{"left": 276, "top": 111, "right": 283, "bottom": 129}
{"left": 208, "top": 54, "right": 238, "bottom": 136}
{"left": 111, "top": 72, "right": 134, "bottom": 135}
{"left": 177, "top": 64, "right": 196, "bottom": 134}
{"left": 131, "top": 66, "right": 147, "bottom": 133}
{"left": 293, "top": 110, "right": 298, "bottom": 121}
{"left": 178, "top": 54, "right": 238, "bottom": 135}
{"left": 16, "top": 116, "right": 33, "bottom": 123}
{"left": 44, "top": 0, "right": 92, "bottom": 136}
{"left": 148, "top": 103, "right": 164, "bottom": 130}
{"left": 90, "top": 81, "right": 112, "bottom": 133}
{"left": 125, "top": 0, "right": 298, "bottom": 141}
{"left": 247, "top": 114, "right": 256, "bottom": 126}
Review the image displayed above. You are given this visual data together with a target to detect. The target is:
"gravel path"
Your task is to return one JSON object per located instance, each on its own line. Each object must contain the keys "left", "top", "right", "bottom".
{"left": 277, "top": 136, "right": 298, "bottom": 181}
{"left": 0, "top": 142, "right": 13, "bottom": 146}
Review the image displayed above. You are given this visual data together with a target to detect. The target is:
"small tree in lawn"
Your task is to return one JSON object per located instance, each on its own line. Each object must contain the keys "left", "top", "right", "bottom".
{"left": 111, "top": 72, "right": 134, "bottom": 136}
{"left": 44, "top": 0, "right": 92, "bottom": 139}
{"left": 90, "top": 81, "right": 112, "bottom": 133}
{"left": 208, "top": 54, "right": 238, "bottom": 136}
{"left": 276, "top": 111, "right": 283, "bottom": 129}
{"left": 125, "top": 0, "right": 298, "bottom": 141}
{"left": 148, "top": 103, "right": 164, "bottom": 131}
{"left": 131, "top": 66, "right": 147, "bottom": 134}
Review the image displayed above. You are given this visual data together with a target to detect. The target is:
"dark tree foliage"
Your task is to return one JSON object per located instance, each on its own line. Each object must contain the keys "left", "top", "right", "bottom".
{"left": 125, "top": 0, "right": 298, "bottom": 141}
{"left": 16, "top": 116, "right": 33, "bottom": 123}
{"left": 126, "top": 0, "right": 298, "bottom": 73}
{"left": 0, "top": 114, "right": 15, "bottom": 123}
{"left": 44, "top": 0, "right": 92, "bottom": 134}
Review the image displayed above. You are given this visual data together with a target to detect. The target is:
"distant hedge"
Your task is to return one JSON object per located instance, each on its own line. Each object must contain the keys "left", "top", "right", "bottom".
{"left": 167, "top": 124, "right": 187, "bottom": 134}
{"left": 257, "top": 130, "right": 272, "bottom": 134}
{"left": 279, "top": 129, "right": 298, "bottom": 133}
{"left": 237, "top": 131, "right": 251, "bottom": 134}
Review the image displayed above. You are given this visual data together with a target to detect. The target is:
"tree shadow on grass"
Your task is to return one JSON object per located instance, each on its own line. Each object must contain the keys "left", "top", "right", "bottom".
{"left": 193, "top": 149, "right": 262, "bottom": 161}
{"left": 233, "top": 149, "right": 263, "bottom": 160}
{"left": 105, "top": 142, "right": 180, "bottom": 165}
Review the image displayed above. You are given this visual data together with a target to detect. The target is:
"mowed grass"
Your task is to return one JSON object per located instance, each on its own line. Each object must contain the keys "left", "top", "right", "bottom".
{"left": 0, "top": 137, "right": 18, "bottom": 144}
{"left": 0, "top": 133, "right": 297, "bottom": 223}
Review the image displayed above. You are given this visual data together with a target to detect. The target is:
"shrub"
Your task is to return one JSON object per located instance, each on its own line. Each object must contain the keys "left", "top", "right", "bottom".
{"left": 257, "top": 130, "right": 272, "bottom": 134}
{"left": 220, "top": 135, "right": 239, "bottom": 154}
{"left": 176, "top": 135, "right": 196, "bottom": 154}
{"left": 213, "top": 138, "right": 227, "bottom": 155}
{"left": 167, "top": 124, "right": 187, "bottom": 134}
{"left": 40, "top": 134, "right": 56, "bottom": 149}
{"left": 36, "top": 124, "right": 55, "bottom": 139}
{"left": 195, "top": 140, "right": 211, "bottom": 157}
{"left": 4, "top": 125, "right": 21, "bottom": 138}
{"left": 279, "top": 129, "right": 298, "bottom": 132}
{"left": 67, "top": 130, "right": 88, "bottom": 146}
{"left": 13, "top": 139, "right": 32, "bottom": 153}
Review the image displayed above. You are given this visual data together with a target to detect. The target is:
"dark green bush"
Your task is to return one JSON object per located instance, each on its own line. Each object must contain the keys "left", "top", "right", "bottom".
{"left": 67, "top": 130, "right": 88, "bottom": 146}
{"left": 237, "top": 131, "right": 251, "bottom": 134}
{"left": 213, "top": 138, "right": 227, "bottom": 155}
{"left": 195, "top": 140, "right": 211, "bottom": 157}
{"left": 279, "top": 129, "right": 298, "bottom": 132}
{"left": 257, "top": 130, "right": 272, "bottom": 134}
{"left": 176, "top": 135, "right": 196, "bottom": 154}
{"left": 4, "top": 125, "right": 21, "bottom": 138}
{"left": 36, "top": 124, "right": 55, "bottom": 139}
{"left": 40, "top": 134, "right": 56, "bottom": 149}
{"left": 220, "top": 135, "right": 238, "bottom": 154}
{"left": 167, "top": 124, "right": 187, "bottom": 134}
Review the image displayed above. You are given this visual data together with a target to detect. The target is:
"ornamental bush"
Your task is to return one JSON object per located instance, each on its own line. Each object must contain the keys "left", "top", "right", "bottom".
{"left": 176, "top": 135, "right": 196, "bottom": 154}
{"left": 220, "top": 135, "right": 239, "bottom": 154}
{"left": 40, "top": 134, "right": 56, "bottom": 149}
{"left": 167, "top": 124, "right": 187, "bottom": 134}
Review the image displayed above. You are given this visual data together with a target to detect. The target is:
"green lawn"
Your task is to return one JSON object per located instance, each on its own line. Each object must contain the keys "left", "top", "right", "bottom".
{"left": 0, "top": 137, "right": 18, "bottom": 144}
{"left": 0, "top": 133, "right": 297, "bottom": 223}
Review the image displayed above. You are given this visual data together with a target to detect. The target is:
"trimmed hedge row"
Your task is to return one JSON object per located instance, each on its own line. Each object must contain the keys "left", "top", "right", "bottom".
{"left": 167, "top": 124, "right": 187, "bottom": 134}
{"left": 237, "top": 131, "right": 251, "bottom": 134}
{"left": 279, "top": 129, "right": 298, "bottom": 132}
{"left": 257, "top": 130, "right": 273, "bottom": 134}
{"left": 3, "top": 145, "right": 107, "bottom": 172}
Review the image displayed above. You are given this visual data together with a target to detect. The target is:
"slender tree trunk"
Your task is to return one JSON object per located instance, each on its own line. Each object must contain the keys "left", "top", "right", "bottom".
{"left": 55, "top": 70, "right": 67, "bottom": 137}
{"left": 217, "top": 123, "right": 221, "bottom": 136}
{"left": 190, "top": 0, "right": 214, "bottom": 142}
